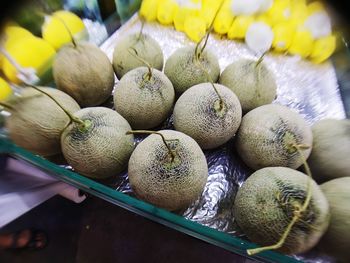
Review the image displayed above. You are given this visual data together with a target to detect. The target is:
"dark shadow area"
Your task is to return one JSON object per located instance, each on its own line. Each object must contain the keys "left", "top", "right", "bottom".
{"left": 0, "top": 195, "right": 254, "bottom": 263}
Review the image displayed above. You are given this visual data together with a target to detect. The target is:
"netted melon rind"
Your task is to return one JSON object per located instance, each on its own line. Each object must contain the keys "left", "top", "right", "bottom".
{"left": 6, "top": 87, "right": 80, "bottom": 156}
{"left": 219, "top": 59, "right": 277, "bottom": 113}
{"left": 164, "top": 46, "right": 220, "bottom": 94}
{"left": 53, "top": 42, "right": 115, "bottom": 107}
{"left": 173, "top": 83, "right": 242, "bottom": 149}
{"left": 114, "top": 67, "right": 175, "bottom": 129}
{"left": 308, "top": 119, "right": 350, "bottom": 182}
{"left": 61, "top": 107, "right": 134, "bottom": 179}
{"left": 236, "top": 104, "right": 312, "bottom": 170}
{"left": 113, "top": 33, "right": 164, "bottom": 79}
{"left": 128, "top": 130, "right": 208, "bottom": 211}
{"left": 234, "top": 167, "right": 330, "bottom": 254}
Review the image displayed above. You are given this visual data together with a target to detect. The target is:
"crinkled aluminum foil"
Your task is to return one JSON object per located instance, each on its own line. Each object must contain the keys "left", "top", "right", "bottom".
{"left": 99, "top": 14, "right": 344, "bottom": 262}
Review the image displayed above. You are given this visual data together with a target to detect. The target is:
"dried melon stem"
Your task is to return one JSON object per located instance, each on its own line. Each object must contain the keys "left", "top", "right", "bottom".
{"left": 25, "top": 84, "right": 89, "bottom": 131}
{"left": 194, "top": 0, "right": 224, "bottom": 60}
{"left": 36, "top": 11, "right": 78, "bottom": 48}
{"left": 126, "top": 130, "right": 179, "bottom": 162}
{"left": 194, "top": 31, "right": 210, "bottom": 61}
{"left": 53, "top": 14, "right": 78, "bottom": 48}
{"left": 137, "top": 18, "right": 145, "bottom": 41}
{"left": 255, "top": 52, "right": 267, "bottom": 68}
{"left": 191, "top": 2, "right": 225, "bottom": 113}
{"left": 194, "top": 59, "right": 225, "bottom": 112}
{"left": 128, "top": 48, "right": 153, "bottom": 81}
{"left": 0, "top": 101, "right": 15, "bottom": 111}
{"left": 247, "top": 144, "right": 313, "bottom": 256}
{"left": 252, "top": 53, "right": 266, "bottom": 100}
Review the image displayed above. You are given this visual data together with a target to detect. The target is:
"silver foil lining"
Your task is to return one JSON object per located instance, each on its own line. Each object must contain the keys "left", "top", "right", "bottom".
{"left": 99, "top": 14, "right": 344, "bottom": 262}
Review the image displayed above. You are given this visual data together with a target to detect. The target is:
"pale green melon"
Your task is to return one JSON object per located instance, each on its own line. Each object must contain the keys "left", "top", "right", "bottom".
{"left": 53, "top": 42, "right": 115, "bottom": 107}
{"left": 164, "top": 46, "right": 220, "bottom": 94}
{"left": 308, "top": 119, "right": 350, "bottom": 183}
{"left": 61, "top": 107, "right": 134, "bottom": 179}
{"left": 173, "top": 83, "right": 242, "bottom": 149}
{"left": 128, "top": 130, "right": 208, "bottom": 211}
{"left": 113, "top": 33, "right": 164, "bottom": 79}
{"left": 236, "top": 104, "right": 312, "bottom": 170}
{"left": 318, "top": 177, "right": 350, "bottom": 262}
{"left": 114, "top": 67, "right": 175, "bottom": 129}
{"left": 6, "top": 87, "right": 80, "bottom": 156}
{"left": 219, "top": 59, "right": 277, "bottom": 113}
{"left": 234, "top": 167, "right": 330, "bottom": 254}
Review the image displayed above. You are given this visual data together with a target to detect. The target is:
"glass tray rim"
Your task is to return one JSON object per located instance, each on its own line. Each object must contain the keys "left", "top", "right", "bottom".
{"left": 0, "top": 137, "right": 300, "bottom": 263}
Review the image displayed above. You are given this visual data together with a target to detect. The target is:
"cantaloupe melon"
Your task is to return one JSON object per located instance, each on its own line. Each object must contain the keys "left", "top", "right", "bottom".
{"left": 308, "top": 119, "right": 350, "bottom": 182}
{"left": 61, "top": 107, "right": 134, "bottom": 178}
{"left": 114, "top": 67, "right": 175, "bottom": 129}
{"left": 234, "top": 167, "right": 330, "bottom": 254}
{"left": 219, "top": 58, "right": 277, "bottom": 112}
{"left": 113, "top": 33, "right": 164, "bottom": 79}
{"left": 236, "top": 104, "right": 312, "bottom": 170}
{"left": 128, "top": 130, "right": 208, "bottom": 211}
{"left": 173, "top": 83, "right": 242, "bottom": 149}
{"left": 5, "top": 87, "right": 80, "bottom": 156}
{"left": 318, "top": 177, "right": 350, "bottom": 262}
{"left": 164, "top": 46, "right": 220, "bottom": 94}
{"left": 53, "top": 42, "right": 115, "bottom": 107}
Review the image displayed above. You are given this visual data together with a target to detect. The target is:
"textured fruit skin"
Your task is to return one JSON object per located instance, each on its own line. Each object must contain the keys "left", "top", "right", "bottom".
{"left": 113, "top": 33, "right": 164, "bottom": 79}
{"left": 319, "top": 177, "right": 350, "bottom": 263}
{"left": 61, "top": 107, "right": 134, "bottom": 179}
{"left": 164, "top": 46, "right": 220, "bottom": 94}
{"left": 308, "top": 119, "right": 350, "bottom": 183}
{"left": 6, "top": 87, "right": 80, "bottom": 156}
{"left": 234, "top": 167, "right": 330, "bottom": 254}
{"left": 128, "top": 130, "right": 208, "bottom": 211}
{"left": 219, "top": 59, "right": 277, "bottom": 113}
{"left": 114, "top": 67, "right": 175, "bottom": 129}
{"left": 236, "top": 104, "right": 312, "bottom": 170}
{"left": 173, "top": 83, "right": 242, "bottom": 149}
{"left": 53, "top": 42, "right": 115, "bottom": 107}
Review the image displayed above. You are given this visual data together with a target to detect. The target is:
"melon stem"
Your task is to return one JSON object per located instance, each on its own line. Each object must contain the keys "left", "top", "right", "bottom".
{"left": 137, "top": 18, "right": 145, "bottom": 41}
{"left": 126, "top": 130, "right": 177, "bottom": 162}
{"left": 194, "top": 0, "right": 224, "bottom": 59}
{"left": 128, "top": 48, "right": 153, "bottom": 80}
{"left": 195, "top": 59, "right": 224, "bottom": 111}
{"left": 25, "top": 84, "right": 86, "bottom": 128}
{"left": 192, "top": 1, "right": 224, "bottom": 109}
{"left": 211, "top": 83, "right": 224, "bottom": 111}
{"left": 54, "top": 14, "right": 77, "bottom": 48}
{"left": 255, "top": 52, "right": 267, "bottom": 68}
{"left": 195, "top": 30, "right": 210, "bottom": 60}
{"left": 247, "top": 143, "right": 313, "bottom": 256}
{"left": 0, "top": 101, "right": 15, "bottom": 111}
